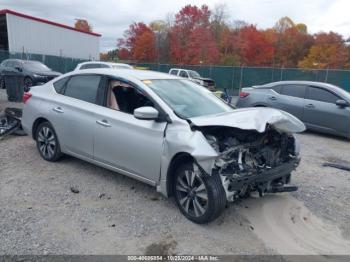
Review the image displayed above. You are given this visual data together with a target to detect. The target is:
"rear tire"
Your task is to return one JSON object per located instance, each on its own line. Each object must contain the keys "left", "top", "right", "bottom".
{"left": 35, "top": 122, "right": 62, "bottom": 161}
{"left": 173, "top": 161, "right": 226, "bottom": 224}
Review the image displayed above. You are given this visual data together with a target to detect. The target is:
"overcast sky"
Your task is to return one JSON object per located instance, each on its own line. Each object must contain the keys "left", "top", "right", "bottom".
{"left": 1, "top": 0, "right": 349, "bottom": 52}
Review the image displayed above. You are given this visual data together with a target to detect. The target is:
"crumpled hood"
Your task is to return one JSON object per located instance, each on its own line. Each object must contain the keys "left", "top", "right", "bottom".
{"left": 189, "top": 107, "right": 306, "bottom": 133}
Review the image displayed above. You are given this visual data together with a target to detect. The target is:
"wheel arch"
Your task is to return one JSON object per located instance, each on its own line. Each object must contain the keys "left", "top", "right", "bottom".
{"left": 32, "top": 117, "right": 49, "bottom": 139}
{"left": 166, "top": 152, "right": 195, "bottom": 197}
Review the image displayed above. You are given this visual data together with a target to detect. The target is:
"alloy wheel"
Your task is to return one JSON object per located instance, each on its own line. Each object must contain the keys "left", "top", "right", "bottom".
{"left": 37, "top": 126, "right": 56, "bottom": 159}
{"left": 175, "top": 169, "right": 209, "bottom": 217}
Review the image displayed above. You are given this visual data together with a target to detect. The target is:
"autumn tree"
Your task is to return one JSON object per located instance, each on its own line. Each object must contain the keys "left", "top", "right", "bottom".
{"left": 236, "top": 25, "right": 274, "bottom": 66}
{"left": 299, "top": 32, "right": 348, "bottom": 69}
{"left": 74, "top": 19, "right": 92, "bottom": 32}
{"left": 271, "top": 17, "right": 314, "bottom": 67}
{"left": 117, "top": 22, "right": 156, "bottom": 62}
{"left": 169, "top": 5, "right": 219, "bottom": 64}
{"left": 211, "top": 4, "right": 229, "bottom": 43}
{"left": 149, "top": 20, "right": 170, "bottom": 63}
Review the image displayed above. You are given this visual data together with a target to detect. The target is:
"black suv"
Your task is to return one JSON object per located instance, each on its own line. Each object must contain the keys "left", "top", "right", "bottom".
{"left": 0, "top": 59, "right": 61, "bottom": 91}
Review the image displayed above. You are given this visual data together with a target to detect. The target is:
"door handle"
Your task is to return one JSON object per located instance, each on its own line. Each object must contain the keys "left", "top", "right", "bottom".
{"left": 52, "top": 107, "right": 64, "bottom": 113}
{"left": 305, "top": 103, "right": 315, "bottom": 108}
{"left": 269, "top": 96, "right": 277, "bottom": 100}
{"left": 96, "top": 119, "right": 111, "bottom": 127}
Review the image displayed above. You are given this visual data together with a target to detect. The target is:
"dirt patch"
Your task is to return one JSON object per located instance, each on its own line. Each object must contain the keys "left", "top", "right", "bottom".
{"left": 240, "top": 194, "right": 350, "bottom": 255}
{"left": 144, "top": 238, "right": 177, "bottom": 255}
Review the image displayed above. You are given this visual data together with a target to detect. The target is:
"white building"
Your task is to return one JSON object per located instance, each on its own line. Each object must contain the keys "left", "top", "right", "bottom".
{"left": 0, "top": 9, "right": 100, "bottom": 60}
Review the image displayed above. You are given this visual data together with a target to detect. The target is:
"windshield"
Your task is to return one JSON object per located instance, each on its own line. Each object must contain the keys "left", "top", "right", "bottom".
{"left": 188, "top": 70, "right": 201, "bottom": 78}
{"left": 145, "top": 79, "right": 233, "bottom": 118}
{"left": 23, "top": 61, "right": 51, "bottom": 71}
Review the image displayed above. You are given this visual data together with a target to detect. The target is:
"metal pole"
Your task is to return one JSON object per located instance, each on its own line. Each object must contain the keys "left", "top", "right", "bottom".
{"left": 231, "top": 66, "right": 235, "bottom": 90}
{"left": 280, "top": 67, "right": 284, "bottom": 81}
{"left": 239, "top": 65, "right": 244, "bottom": 92}
{"left": 325, "top": 67, "right": 329, "bottom": 82}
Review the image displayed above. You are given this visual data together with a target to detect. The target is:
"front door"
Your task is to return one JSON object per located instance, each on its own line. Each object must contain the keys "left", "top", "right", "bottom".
{"left": 303, "top": 86, "right": 349, "bottom": 135}
{"left": 93, "top": 79, "right": 167, "bottom": 183}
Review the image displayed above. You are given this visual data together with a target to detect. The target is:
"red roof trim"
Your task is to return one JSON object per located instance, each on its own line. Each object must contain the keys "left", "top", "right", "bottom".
{"left": 0, "top": 9, "right": 101, "bottom": 37}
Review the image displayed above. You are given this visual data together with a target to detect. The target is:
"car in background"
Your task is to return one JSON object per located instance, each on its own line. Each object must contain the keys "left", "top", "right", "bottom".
{"left": 74, "top": 61, "right": 133, "bottom": 70}
{"left": 0, "top": 59, "right": 61, "bottom": 91}
{"left": 169, "top": 68, "right": 216, "bottom": 91}
{"left": 236, "top": 81, "right": 350, "bottom": 139}
{"left": 22, "top": 69, "right": 304, "bottom": 223}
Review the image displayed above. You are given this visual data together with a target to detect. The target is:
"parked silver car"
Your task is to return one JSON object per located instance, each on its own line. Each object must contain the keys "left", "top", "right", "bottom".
{"left": 236, "top": 81, "right": 350, "bottom": 139}
{"left": 22, "top": 69, "right": 305, "bottom": 223}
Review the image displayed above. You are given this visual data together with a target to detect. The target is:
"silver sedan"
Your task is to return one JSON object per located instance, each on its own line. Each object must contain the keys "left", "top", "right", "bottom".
{"left": 22, "top": 69, "right": 305, "bottom": 223}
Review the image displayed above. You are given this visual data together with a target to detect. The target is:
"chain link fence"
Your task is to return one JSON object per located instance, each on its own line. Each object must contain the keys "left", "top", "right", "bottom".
{"left": 0, "top": 50, "right": 87, "bottom": 73}
{"left": 134, "top": 63, "right": 350, "bottom": 94}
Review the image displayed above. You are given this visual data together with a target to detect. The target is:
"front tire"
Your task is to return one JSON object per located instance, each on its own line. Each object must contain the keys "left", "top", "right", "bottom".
{"left": 173, "top": 161, "right": 226, "bottom": 224}
{"left": 35, "top": 122, "right": 62, "bottom": 161}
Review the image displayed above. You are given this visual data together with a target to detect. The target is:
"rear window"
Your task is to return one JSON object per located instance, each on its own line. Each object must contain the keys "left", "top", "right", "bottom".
{"left": 64, "top": 75, "right": 101, "bottom": 103}
{"left": 268, "top": 85, "right": 282, "bottom": 93}
{"left": 281, "top": 84, "right": 306, "bottom": 98}
{"left": 308, "top": 86, "right": 339, "bottom": 103}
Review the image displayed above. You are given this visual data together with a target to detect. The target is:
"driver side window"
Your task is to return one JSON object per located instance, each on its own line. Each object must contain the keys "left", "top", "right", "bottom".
{"left": 106, "top": 79, "right": 154, "bottom": 114}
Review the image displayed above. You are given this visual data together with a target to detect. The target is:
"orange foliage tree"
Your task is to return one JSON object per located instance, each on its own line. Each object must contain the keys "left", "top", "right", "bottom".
{"left": 74, "top": 19, "right": 92, "bottom": 32}
{"left": 117, "top": 22, "right": 156, "bottom": 62}
{"left": 116, "top": 6, "right": 350, "bottom": 69}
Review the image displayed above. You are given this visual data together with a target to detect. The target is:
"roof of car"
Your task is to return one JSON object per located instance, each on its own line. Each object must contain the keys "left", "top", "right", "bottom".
{"left": 258, "top": 80, "right": 350, "bottom": 97}
{"left": 78, "top": 61, "right": 131, "bottom": 67}
{"left": 69, "top": 68, "right": 179, "bottom": 80}
{"left": 3, "top": 59, "right": 43, "bottom": 63}
{"left": 169, "top": 68, "right": 195, "bottom": 71}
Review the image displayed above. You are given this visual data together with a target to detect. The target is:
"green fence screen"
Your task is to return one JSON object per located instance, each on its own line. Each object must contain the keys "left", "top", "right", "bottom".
{"left": 0, "top": 50, "right": 87, "bottom": 73}
{"left": 1, "top": 51, "right": 350, "bottom": 94}
{"left": 134, "top": 63, "right": 350, "bottom": 93}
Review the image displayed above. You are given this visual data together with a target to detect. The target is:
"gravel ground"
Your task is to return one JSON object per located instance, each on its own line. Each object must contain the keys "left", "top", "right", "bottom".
{"left": 1, "top": 90, "right": 350, "bottom": 255}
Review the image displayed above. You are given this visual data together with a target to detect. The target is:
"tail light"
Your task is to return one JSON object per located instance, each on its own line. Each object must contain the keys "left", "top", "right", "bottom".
{"left": 23, "top": 92, "right": 32, "bottom": 104}
{"left": 239, "top": 92, "right": 250, "bottom": 98}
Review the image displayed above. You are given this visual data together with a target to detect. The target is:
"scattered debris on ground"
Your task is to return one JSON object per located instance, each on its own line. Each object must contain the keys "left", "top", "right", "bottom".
{"left": 0, "top": 107, "right": 26, "bottom": 139}
{"left": 70, "top": 186, "right": 80, "bottom": 194}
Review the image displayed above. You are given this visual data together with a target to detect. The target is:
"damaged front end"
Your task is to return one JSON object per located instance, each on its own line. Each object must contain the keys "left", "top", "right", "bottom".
{"left": 201, "top": 126, "right": 300, "bottom": 201}
{"left": 187, "top": 108, "right": 305, "bottom": 202}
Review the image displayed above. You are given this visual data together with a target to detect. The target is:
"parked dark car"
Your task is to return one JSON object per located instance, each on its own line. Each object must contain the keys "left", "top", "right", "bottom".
{"left": 0, "top": 59, "right": 61, "bottom": 91}
{"left": 236, "top": 81, "right": 350, "bottom": 139}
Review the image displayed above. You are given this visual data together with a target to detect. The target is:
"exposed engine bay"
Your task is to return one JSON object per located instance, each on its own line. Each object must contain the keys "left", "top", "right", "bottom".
{"left": 200, "top": 126, "right": 300, "bottom": 201}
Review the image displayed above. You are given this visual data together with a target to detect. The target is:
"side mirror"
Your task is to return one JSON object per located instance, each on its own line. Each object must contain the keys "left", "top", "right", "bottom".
{"left": 15, "top": 67, "right": 22, "bottom": 72}
{"left": 134, "top": 106, "right": 159, "bottom": 120}
{"left": 335, "top": 99, "right": 348, "bottom": 107}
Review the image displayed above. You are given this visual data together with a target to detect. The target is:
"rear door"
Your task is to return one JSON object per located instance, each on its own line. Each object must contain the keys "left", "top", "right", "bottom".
{"left": 55, "top": 74, "right": 104, "bottom": 158}
{"left": 303, "top": 86, "right": 349, "bottom": 135}
{"left": 274, "top": 84, "right": 306, "bottom": 120}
